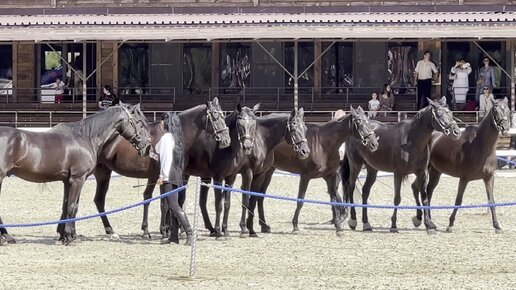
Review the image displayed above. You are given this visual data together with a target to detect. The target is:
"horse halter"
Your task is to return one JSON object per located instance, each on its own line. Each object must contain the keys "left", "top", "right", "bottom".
{"left": 237, "top": 115, "right": 255, "bottom": 146}
{"left": 206, "top": 108, "right": 229, "bottom": 142}
{"left": 491, "top": 105, "right": 508, "bottom": 132}
{"left": 431, "top": 107, "right": 457, "bottom": 136}
{"left": 121, "top": 106, "right": 144, "bottom": 150}
{"left": 287, "top": 119, "right": 307, "bottom": 152}
{"left": 353, "top": 117, "right": 374, "bottom": 146}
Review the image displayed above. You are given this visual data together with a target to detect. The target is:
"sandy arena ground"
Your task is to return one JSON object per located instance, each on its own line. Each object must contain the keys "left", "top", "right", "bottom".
{"left": 1, "top": 171, "right": 516, "bottom": 289}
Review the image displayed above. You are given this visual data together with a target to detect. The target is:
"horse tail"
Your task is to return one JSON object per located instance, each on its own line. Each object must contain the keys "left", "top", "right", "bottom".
{"left": 340, "top": 154, "right": 351, "bottom": 203}
{"left": 166, "top": 112, "right": 184, "bottom": 171}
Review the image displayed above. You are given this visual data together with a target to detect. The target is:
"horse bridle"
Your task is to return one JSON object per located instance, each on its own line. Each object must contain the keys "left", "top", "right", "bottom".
{"left": 352, "top": 116, "right": 374, "bottom": 146}
{"left": 431, "top": 107, "right": 457, "bottom": 136}
{"left": 121, "top": 106, "right": 145, "bottom": 150}
{"left": 206, "top": 108, "right": 229, "bottom": 141}
{"left": 237, "top": 115, "right": 255, "bottom": 147}
{"left": 491, "top": 105, "right": 508, "bottom": 132}
{"left": 287, "top": 119, "right": 307, "bottom": 152}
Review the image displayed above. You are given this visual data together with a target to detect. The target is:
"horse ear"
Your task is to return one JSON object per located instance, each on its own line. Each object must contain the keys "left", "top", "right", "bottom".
{"left": 298, "top": 107, "right": 304, "bottom": 118}
{"left": 357, "top": 106, "right": 365, "bottom": 114}
{"left": 491, "top": 97, "right": 497, "bottom": 105}
{"left": 427, "top": 98, "right": 436, "bottom": 107}
{"left": 130, "top": 103, "right": 141, "bottom": 113}
{"left": 502, "top": 97, "right": 509, "bottom": 105}
{"left": 212, "top": 97, "right": 219, "bottom": 106}
{"left": 439, "top": 96, "right": 447, "bottom": 106}
{"left": 252, "top": 103, "right": 261, "bottom": 113}
{"left": 236, "top": 103, "right": 242, "bottom": 113}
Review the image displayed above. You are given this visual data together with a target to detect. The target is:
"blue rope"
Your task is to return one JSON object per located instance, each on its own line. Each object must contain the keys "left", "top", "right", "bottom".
{"left": 205, "top": 183, "right": 516, "bottom": 210}
{"left": 0, "top": 185, "right": 187, "bottom": 228}
{"left": 497, "top": 156, "right": 516, "bottom": 166}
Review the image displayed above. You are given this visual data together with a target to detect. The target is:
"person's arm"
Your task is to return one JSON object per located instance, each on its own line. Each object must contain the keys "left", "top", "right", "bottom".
{"left": 157, "top": 134, "right": 175, "bottom": 182}
{"left": 414, "top": 61, "right": 420, "bottom": 83}
{"left": 489, "top": 68, "right": 496, "bottom": 87}
{"left": 368, "top": 101, "right": 372, "bottom": 111}
{"left": 466, "top": 66, "right": 472, "bottom": 75}
{"left": 390, "top": 94, "right": 395, "bottom": 110}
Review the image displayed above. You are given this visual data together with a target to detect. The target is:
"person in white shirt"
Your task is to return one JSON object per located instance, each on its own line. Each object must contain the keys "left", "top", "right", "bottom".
{"left": 450, "top": 59, "right": 472, "bottom": 109}
{"left": 155, "top": 112, "right": 192, "bottom": 245}
{"left": 478, "top": 87, "right": 495, "bottom": 118}
{"left": 368, "top": 92, "right": 380, "bottom": 119}
{"left": 414, "top": 51, "right": 438, "bottom": 109}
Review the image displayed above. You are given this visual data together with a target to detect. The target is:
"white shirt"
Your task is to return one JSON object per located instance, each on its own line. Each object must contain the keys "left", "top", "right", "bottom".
{"left": 156, "top": 132, "right": 175, "bottom": 181}
{"left": 368, "top": 99, "right": 380, "bottom": 111}
{"left": 415, "top": 60, "right": 438, "bottom": 80}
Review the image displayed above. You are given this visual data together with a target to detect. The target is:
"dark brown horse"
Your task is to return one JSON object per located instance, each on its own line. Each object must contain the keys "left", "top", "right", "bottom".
{"left": 0, "top": 104, "right": 151, "bottom": 245}
{"left": 341, "top": 97, "right": 461, "bottom": 234}
{"left": 198, "top": 108, "right": 311, "bottom": 238}
{"left": 248, "top": 106, "right": 379, "bottom": 235}
{"left": 410, "top": 97, "right": 510, "bottom": 233}
{"left": 93, "top": 98, "right": 230, "bottom": 239}
{"left": 183, "top": 104, "right": 261, "bottom": 238}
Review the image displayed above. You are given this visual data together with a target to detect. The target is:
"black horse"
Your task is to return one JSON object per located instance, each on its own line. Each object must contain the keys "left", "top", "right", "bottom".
{"left": 249, "top": 106, "right": 379, "bottom": 234}
{"left": 0, "top": 104, "right": 151, "bottom": 245}
{"left": 341, "top": 97, "right": 461, "bottom": 234}
{"left": 93, "top": 98, "right": 230, "bottom": 239}
{"left": 410, "top": 97, "right": 510, "bottom": 233}
{"left": 199, "top": 108, "right": 311, "bottom": 238}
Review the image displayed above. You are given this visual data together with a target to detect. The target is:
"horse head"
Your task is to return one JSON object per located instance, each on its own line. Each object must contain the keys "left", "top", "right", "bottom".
{"left": 427, "top": 97, "right": 461, "bottom": 138}
{"left": 350, "top": 106, "right": 378, "bottom": 152}
{"left": 490, "top": 97, "right": 511, "bottom": 136}
{"left": 119, "top": 103, "right": 152, "bottom": 156}
{"left": 206, "top": 97, "right": 231, "bottom": 149}
{"left": 286, "top": 107, "right": 310, "bottom": 160}
{"left": 236, "top": 103, "right": 259, "bottom": 155}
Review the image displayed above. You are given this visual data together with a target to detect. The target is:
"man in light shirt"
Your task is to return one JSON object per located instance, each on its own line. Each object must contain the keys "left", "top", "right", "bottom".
{"left": 414, "top": 51, "right": 438, "bottom": 110}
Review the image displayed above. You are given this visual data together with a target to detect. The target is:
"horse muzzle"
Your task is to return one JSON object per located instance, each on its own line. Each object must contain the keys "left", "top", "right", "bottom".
{"left": 297, "top": 143, "right": 310, "bottom": 160}
{"left": 218, "top": 134, "right": 231, "bottom": 149}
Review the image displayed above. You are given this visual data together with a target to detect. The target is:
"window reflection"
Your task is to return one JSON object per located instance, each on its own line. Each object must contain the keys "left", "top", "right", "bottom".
{"left": 387, "top": 42, "right": 417, "bottom": 94}
{"left": 183, "top": 44, "right": 211, "bottom": 95}
{"left": 322, "top": 42, "right": 353, "bottom": 94}
{"left": 118, "top": 43, "right": 149, "bottom": 94}
{"left": 220, "top": 43, "right": 251, "bottom": 88}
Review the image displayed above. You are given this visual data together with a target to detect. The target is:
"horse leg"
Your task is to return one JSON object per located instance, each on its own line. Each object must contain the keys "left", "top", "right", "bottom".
{"left": 484, "top": 174, "right": 502, "bottom": 233}
{"left": 199, "top": 177, "right": 216, "bottom": 236}
{"left": 361, "top": 167, "right": 377, "bottom": 232}
{"left": 213, "top": 178, "right": 224, "bottom": 238}
{"left": 446, "top": 178, "right": 468, "bottom": 233}
{"left": 257, "top": 168, "right": 275, "bottom": 233}
{"left": 292, "top": 176, "right": 310, "bottom": 234}
{"left": 140, "top": 177, "right": 157, "bottom": 240}
{"left": 93, "top": 165, "right": 119, "bottom": 239}
{"left": 410, "top": 178, "right": 423, "bottom": 227}
{"left": 222, "top": 175, "right": 237, "bottom": 238}
{"left": 345, "top": 161, "right": 363, "bottom": 231}
{"left": 417, "top": 169, "right": 437, "bottom": 234}
{"left": 239, "top": 170, "right": 252, "bottom": 238}
{"left": 389, "top": 174, "right": 403, "bottom": 233}
{"left": 324, "top": 173, "right": 345, "bottom": 233}
{"left": 57, "top": 182, "right": 71, "bottom": 241}
{"left": 0, "top": 180, "right": 15, "bottom": 244}
{"left": 62, "top": 178, "right": 86, "bottom": 245}
{"left": 247, "top": 172, "right": 267, "bottom": 237}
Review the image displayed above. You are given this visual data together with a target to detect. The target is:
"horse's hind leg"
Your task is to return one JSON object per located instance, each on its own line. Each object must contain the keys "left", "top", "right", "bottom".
{"left": 410, "top": 178, "right": 423, "bottom": 227}
{"left": 93, "top": 165, "right": 118, "bottom": 239}
{"left": 61, "top": 178, "right": 86, "bottom": 245}
{"left": 389, "top": 174, "right": 403, "bottom": 233}
{"left": 57, "top": 182, "right": 71, "bottom": 241}
{"left": 446, "top": 178, "right": 468, "bottom": 233}
{"left": 324, "top": 173, "right": 345, "bottom": 233}
{"left": 484, "top": 174, "right": 502, "bottom": 233}
{"left": 0, "top": 180, "right": 15, "bottom": 244}
{"left": 345, "top": 160, "right": 363, "bottom": 231}
{"left": 199, "top": 177, "right": 216, "bottom": 236}
{"left": 292, "top": 176, "right": 310, "bottom": 233}
{"left": 257, "top": 168, "right": 275, "bottom": 233}
{"left": 417, "top": 169, "right": 437, "bottom": 234}
{"left": 141, "top": 178, "right": 157, "bottom": 240}
{"left": 361, "top": 167, "right": 377, "bottom": 232}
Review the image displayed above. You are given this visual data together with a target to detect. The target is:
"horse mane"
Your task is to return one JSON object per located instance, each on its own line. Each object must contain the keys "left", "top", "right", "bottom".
{"left": 179, "top": 103, "right": 206, "bottom": 117}
{"left": 164, "top": 112, "right": 185, "bottom": 170}
{"left": 55, "top": 106, "right": 123, "bottom": 137}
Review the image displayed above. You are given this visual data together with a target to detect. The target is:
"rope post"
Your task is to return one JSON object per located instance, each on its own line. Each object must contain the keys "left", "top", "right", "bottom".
{"left": 189, "top": 176, "right": 201, "bottom": 278}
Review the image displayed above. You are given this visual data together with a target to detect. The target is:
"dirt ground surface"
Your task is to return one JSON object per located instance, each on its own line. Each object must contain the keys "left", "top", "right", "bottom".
{"left": 1, "top": 172, "right": 516, "bottom": 289}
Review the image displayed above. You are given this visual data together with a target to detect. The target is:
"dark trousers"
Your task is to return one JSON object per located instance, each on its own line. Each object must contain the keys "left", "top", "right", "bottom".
{"left": 160, "top": 182, "right": 183, "bottom": 243}
{"left": 417, "top": 79, "right": 433, "bottom": 110}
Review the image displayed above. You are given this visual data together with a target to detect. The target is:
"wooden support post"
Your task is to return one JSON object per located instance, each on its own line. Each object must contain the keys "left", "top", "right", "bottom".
{"left": 211, "top": 42, "right": 220, "bottom": 100}
{"left": 314, "top": 40, "right": 322, "bottom": 100}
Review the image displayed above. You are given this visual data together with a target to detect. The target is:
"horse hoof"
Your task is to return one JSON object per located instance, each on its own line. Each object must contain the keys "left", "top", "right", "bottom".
{"left": 348, "top": 219, "right": 357, "bottom": 230}
{"left": 363, "top": 223, "right": 373, "bottom": 232}
{"left": 389, "top": 228, "right": 399, "bottom": 233}
{"left": 179, "top": 232, "right": 187, "bottom": 239}
{"left": 335, "top": 215, "right": 346, "bottom": 226}
{"left": 426, "top": 229, "right": 437, "bottom": 236}
{"left": 209, "top": 231, "right": 218, "bottom": 237}
{"left": 141, "top": 233, "right": 152, "bottom": 240}
{"left": 446, "top": 227, "right": 453, "bottom": 233}
{"left": 261, "top": 225, "right": 271, "bottom": 233}
{"left": 412, "top": 216, "right": 422, "bottom": 228}
{"left": 495, "top": 228, "right": 503, "bottom": 234}
{"left": 0, "top": 236, "right": 6, "bottom": 246}
{"left": 292, "top": 229, "right": 301, "bottom": 235}
{"left": 336, "top": 230, "right": 345, "bottom": 238}
{"left": 249, "top": 232, "right": 259, "bottom": 238}
{"left": 239, "top": 232, "right": 249, "bottom": 238}
{"left": 107, "top": 233, "right": 120, "bottom": 241}
{"left": 2, "top": 234, "right": 16, "bottom": 244}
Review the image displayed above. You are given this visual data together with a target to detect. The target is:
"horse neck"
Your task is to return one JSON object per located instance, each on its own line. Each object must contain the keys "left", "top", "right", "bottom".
{"left": 477, "top": 110, "right": 500, "bottom": 152}
{"left": 319, "top": 115, "right": 353, "bottom": 150}
{"left": 407, "top": 108, "right": 436, "bottom": 149}
{"left": 257, "top": 114, "right": 289, "bottom": 151}
{"left": 179, "top": 105, "right": 206, "bottom": 151}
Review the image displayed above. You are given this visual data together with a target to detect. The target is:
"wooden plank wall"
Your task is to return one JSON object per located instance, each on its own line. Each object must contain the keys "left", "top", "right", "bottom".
{"left": 14, "top": 43, "right": 35, "bottom": 102}
{"left": 2, "top": 0, "right": 510, "bottom": 8}
{"left": 96, "top": 41, "right": 117, "bottom": 96}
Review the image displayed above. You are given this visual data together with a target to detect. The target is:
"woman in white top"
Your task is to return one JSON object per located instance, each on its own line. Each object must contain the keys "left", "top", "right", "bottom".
{"left": 155, "top": 112, "right": 192, "bottom": 245}
{"left": 478, "top": 87, "right": 495, "bottom": 118}
{"left": 450, "top": 59, "right": 472, "bottom": 108}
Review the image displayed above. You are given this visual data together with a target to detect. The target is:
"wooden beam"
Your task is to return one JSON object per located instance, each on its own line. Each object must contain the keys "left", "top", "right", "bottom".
{"left": 211, "top": 42, "right": 220, "bottom": 99}
{"left": 12, "top": 41, "right": 17, "bottom": 103}
{"left": 314, "top": 39, "right": 322, "bottom": 99}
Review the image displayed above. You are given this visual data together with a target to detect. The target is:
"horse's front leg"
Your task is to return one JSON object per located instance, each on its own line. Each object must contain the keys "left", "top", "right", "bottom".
{"left": 257, "top": 168, "right": 275, "bottom": 234}
{"left": 389, "top": 174, "right": 403, "bottom": 233}
{"left": 324, "top": 173, "right": 346, "bottom": 232}
{"left": 417, "top": 169, "right": 436, "bottom": 235}
{"left": 57, "top": 182, "right": 71, "bottom": 241}
{"left": 61, "top": 177, "right": 86, "bottom": 245}
{"left": 199, "top": 176, "right": 216, "bottom": 236}
{"left": 141, "top": 175, "right": 158, "bottom": 240}
{"left": 484, "top": 174, "right": 502, "bottom": 233}
{"left": 93, "top": 165, "right": 119, "bottom": 239}
{"left": 222, "top": 174, "right": 237, "bottom": 238}
{"left": 0, "top": 180, "right": 15, "bottom": 244}
{"left": 213, "top": 177, "right": 224, "bottom": 238}
{"left": 239, "top": 170, "right": 253, "bottom": 238}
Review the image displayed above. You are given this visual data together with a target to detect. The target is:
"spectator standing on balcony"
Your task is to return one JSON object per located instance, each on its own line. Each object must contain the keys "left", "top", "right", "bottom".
{"left": 54, "top": 77, "right": 65, "bottom": 104}
{"left": 475, "top": 57, "right": 496, "bottom": 104}
{"left": 414, "top": 51, "right": 438, "bottom": 110}
{"left": 478, "top": 87, "right": 495, "bottom": 118}
{"left": 368, "top": 92, "right": 380, "bottom": 119}
{"left": 450, "top": 59, "right": 472, "bottom": 111}
{"left": 98, "top": 85, "right": 119, "bottom": 111}
{"left": 380, "top": 83, "right": 395, "bottom": 111}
